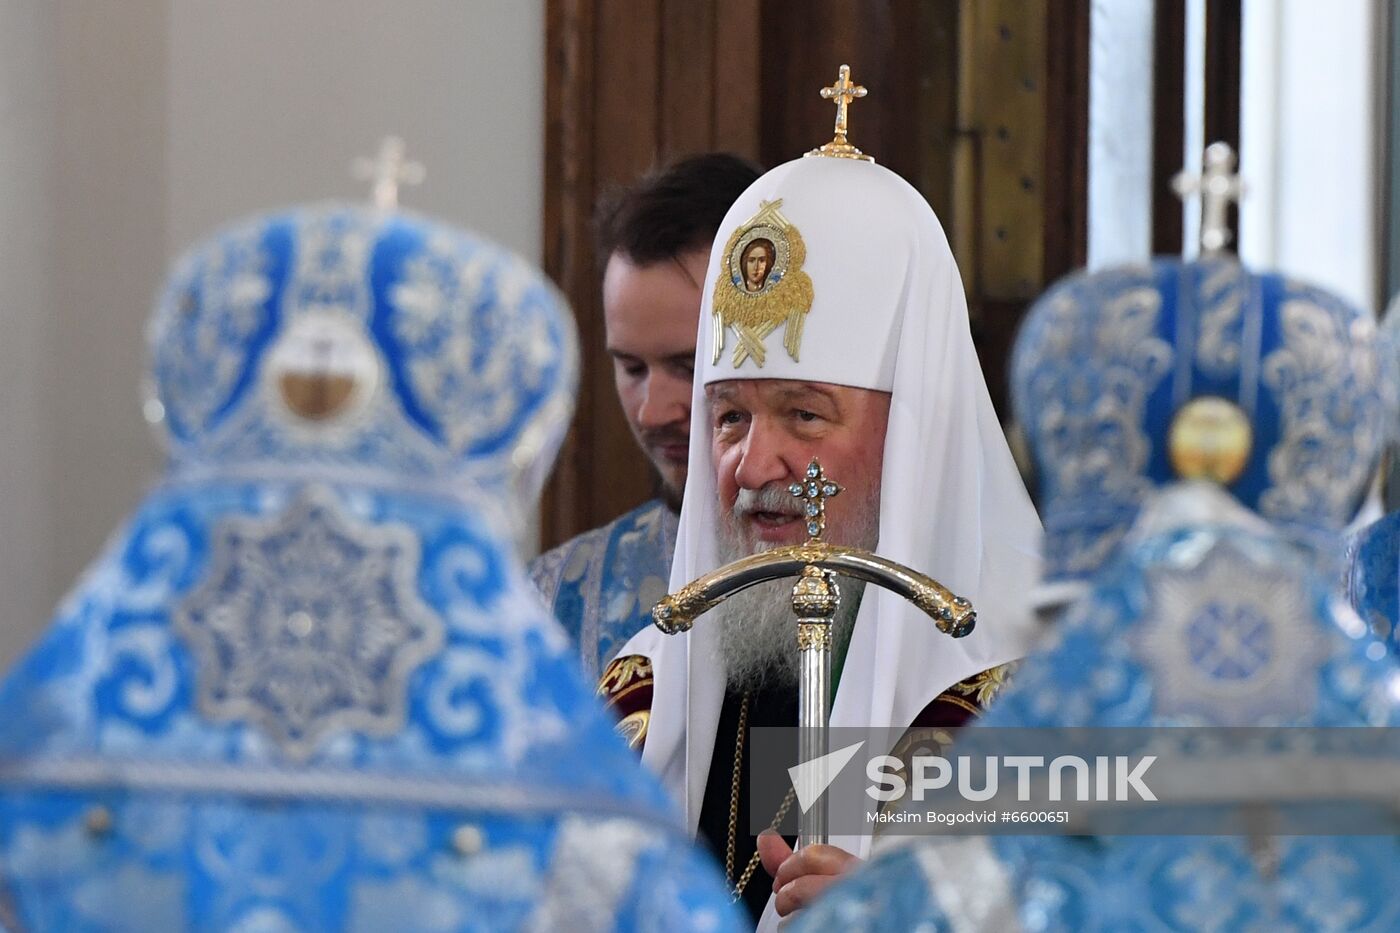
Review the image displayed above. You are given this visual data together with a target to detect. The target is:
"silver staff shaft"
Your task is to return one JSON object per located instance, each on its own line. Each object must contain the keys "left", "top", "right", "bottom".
{"left": 797, "top": 617, "right": 833, "bottom": 847}
{"left": 791, "top": 566, "right": 840, "bottom": 847}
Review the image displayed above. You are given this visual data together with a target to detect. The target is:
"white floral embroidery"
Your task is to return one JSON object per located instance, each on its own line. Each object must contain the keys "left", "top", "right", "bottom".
{"left": 1261, "top": 294, "right": 1383, "bottom": 528}
{"left": 1135, "top": 541, "right": 1330, "bottom": 723}
{"left": 152, "top": 221, "right": 270, "bottom": 439}
{"left": 1014, "top": 268, "right": 1174, "bottom": 577}
{"left": 1193, "top": 260, "right": 1250, "bottom": 376}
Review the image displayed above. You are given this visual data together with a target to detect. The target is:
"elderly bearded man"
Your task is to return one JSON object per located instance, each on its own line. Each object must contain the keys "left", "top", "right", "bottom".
{"left": 598, "top": 118, "right": 1042, "bottom": 926}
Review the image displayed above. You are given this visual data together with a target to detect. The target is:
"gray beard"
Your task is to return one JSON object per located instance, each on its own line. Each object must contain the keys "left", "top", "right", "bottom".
{"left": 711, "top": 484, "right": 879, "bottom": 691}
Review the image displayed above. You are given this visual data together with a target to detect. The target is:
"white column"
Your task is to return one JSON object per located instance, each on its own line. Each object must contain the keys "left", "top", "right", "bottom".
{"left": 1087, "top": 0, "right": 1157, "bottom": 270}
{"left": 1240, "top": 0, "right": 1380, "bottom": 312}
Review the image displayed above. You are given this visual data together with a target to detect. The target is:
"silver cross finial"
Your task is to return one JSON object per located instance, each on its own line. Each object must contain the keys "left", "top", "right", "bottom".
{"left": 789, "top": 459, "right": 843, "bottom": 541}
{"left": 351, "top": 136, "right": 425, "bottom": 210}
{"left": 1172, "top": 141, "right": 1245, "bottom": 256}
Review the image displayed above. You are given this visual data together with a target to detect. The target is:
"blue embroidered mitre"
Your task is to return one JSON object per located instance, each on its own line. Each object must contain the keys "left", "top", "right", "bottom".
{"left": 1013, "top": 257, "right": 1388, "bottom": 585}
{"left": 148, "top": 205, "right": 577, "bottom": 500}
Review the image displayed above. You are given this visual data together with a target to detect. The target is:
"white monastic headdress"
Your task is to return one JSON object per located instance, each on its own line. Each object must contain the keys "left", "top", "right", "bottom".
{"left": 619, "top": 151, "right": 1044, "bottom": 860}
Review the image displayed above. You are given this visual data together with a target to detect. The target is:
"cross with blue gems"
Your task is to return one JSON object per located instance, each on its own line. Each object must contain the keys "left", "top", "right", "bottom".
{"left": 789, "top": 459, "right": 843, "bottom": 540}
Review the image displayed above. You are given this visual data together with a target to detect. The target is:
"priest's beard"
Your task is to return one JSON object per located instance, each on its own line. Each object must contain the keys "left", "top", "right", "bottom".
{"left": 713, "top": 482, "right": 880, "bottom": 691}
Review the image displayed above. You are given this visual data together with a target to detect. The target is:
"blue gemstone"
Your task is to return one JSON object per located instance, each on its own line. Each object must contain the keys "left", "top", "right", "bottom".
{"left": 807, "top": 483, "right": 819, "bottom": 497}
{"left": 731, "top": 275, "right": 742, "bottom": 286}
{"left": 807, "top": 522, "right": 821, "bottom": 536}
{"left": 771, "top": 271, "right": 782, "bottom": 282}
{"left": 805, "top": 503, "right": 819, "bottom": 517}
{"left": 807, "top": 463, "right": 820, "bottom": 478}
{"left": 823, "top": 484, "right": 838, "bottom": 496}
{"left": 788, "top": 483, "right": 803, "bottom": 496}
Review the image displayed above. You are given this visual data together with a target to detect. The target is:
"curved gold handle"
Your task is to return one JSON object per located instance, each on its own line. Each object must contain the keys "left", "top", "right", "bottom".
{"left": 652, "top": 542, "right": 974, "bottom": 637}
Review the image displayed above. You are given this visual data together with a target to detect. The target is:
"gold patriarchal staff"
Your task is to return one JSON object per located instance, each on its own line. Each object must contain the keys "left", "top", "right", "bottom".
{"left": 652, "top": 458, "right": 975, "bottom": 848}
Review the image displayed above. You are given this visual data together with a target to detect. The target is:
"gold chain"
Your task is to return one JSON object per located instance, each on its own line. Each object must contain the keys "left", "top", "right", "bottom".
{"left": 726, "top": 691, "right": 797, "bottom": 903}
{"left": 723, "top": 693, "right": 748, "bottom": 889}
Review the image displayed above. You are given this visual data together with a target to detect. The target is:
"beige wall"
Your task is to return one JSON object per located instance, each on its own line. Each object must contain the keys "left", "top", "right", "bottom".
{"left": 0, "top": 0, "right": 544, "bottom": 666}
{"left": 166, "top": 0, "right": 543, "bottom": 257}
{"left": 49, "top": 0, "right": 172, "bottom": 644}
{"left": 1239, "top": 0, "right": 1381, "bottom": 313}
{"left": 0, "top": 1, "right": 60, "bottom": 665}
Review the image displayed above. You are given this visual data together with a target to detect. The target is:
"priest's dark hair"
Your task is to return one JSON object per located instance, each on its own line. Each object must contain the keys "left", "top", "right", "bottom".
{"left": 596, "top": 152, "right": 762, "bottom": 267}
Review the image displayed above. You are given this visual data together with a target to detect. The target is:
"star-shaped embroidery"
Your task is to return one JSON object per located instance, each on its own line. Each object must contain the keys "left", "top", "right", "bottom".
{"left": 1134, "top": 540, "right": 1328, "bottom": 724}
{"left": 175, "top": 488, "right": 444, "bottom": 759}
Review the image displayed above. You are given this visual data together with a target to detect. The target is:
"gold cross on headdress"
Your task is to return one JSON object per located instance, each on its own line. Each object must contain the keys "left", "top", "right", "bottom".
{"left": 823, "top": 65, "right": 866, "bottom": 143}
{"left": 789, "top": 459, "right": 843, "bottom": 541}
{"left": 352, "top": 136, "right": 425, "bottom": 211}
{"left": 1172, "top": 141, "right": 1245, "bottom": 256}
{"left": 805, "top": 64, "right": 875, "bottom": 163}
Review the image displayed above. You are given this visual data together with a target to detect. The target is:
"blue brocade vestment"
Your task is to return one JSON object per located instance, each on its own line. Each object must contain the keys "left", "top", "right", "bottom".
{"left": 530, "top": 499, "right": 679, "bottom": 684}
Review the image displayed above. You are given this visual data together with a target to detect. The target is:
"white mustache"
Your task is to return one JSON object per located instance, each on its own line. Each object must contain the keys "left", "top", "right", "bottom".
{"left": 732, "top": 484, "right": 802, "bottom": 520}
